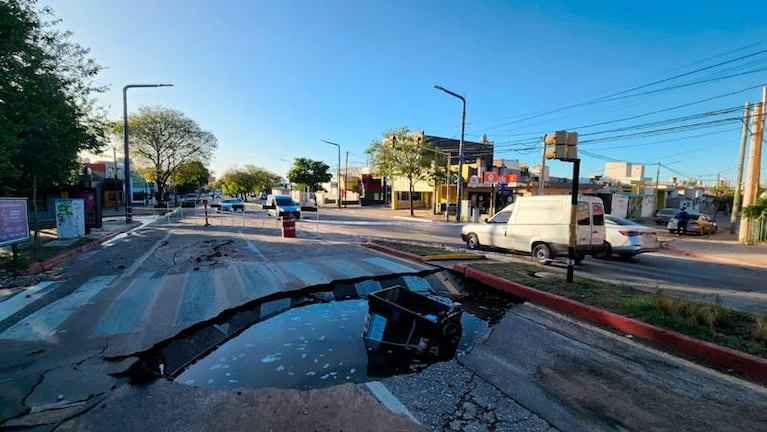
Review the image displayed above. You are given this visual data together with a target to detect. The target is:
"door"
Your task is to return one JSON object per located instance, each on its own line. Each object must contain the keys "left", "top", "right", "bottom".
{"left": 576, "top": 201, "right": 605, "bottom": 247}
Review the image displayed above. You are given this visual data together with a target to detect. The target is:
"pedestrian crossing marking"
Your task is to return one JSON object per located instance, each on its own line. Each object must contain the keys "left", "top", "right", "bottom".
{"left": 1, "top": 276, "right": 115, "bottom": 341}
{"left": 92, "top": 272, "right": 164, "bottom": 337}
{"left": 0, "top": 281, "right": 59, "bottom": 323}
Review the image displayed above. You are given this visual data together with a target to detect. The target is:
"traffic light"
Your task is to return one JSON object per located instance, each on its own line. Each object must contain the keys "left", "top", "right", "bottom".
{"left": 544, "top": 130, "right": 578, "bottom": 160}
{"left": 566, "top": 131, "right": 578, "bottom": 159}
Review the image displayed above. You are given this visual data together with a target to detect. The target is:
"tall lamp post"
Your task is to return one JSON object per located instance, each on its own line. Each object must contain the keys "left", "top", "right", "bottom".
{"left": 123, "top": 83, "right": 173, "bottom": 223}
{"left": 320, "top": 139, "right": 342, "bottom": 208}
{"left": 433, "top": 84, "right": 466, "bottom": 222}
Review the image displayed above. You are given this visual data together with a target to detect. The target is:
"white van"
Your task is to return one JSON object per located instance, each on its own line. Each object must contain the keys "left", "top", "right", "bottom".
{"left": 460, "top": 195, "right": 606, "bottom": 264}
{"left": 263, "top": 194, "right": 301, "bottom": 219}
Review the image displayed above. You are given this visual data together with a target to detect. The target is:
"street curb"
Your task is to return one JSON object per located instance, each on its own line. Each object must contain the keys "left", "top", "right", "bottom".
{"left": 364, "top": 242, "right": 427, "bottom": 262}
{"left": 24, "top": 224, "right": 137, "bottom": 275}
{"left": 662, "top": 242, "right": 767, "bottom": 270}
{"left": 452, "top": 263, "right": 767, "bottom": 383}
{"left": 364, "top": 243, "right": 486, "bottom": 263}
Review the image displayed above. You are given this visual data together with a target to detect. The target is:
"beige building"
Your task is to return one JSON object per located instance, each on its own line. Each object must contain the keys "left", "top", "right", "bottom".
{"left": 604, "top": 162, "right": 645, "bottom": 183}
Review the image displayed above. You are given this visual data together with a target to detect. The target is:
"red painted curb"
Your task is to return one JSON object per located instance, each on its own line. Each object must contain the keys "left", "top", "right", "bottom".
{"left": 364, "top": 242, "right": 424, "bottom": 262}
{"left": 453, "top": 263, "right": 767, "bottom": 382}
{"left": 24, "top": 228, "right": 130, "bottom": 275}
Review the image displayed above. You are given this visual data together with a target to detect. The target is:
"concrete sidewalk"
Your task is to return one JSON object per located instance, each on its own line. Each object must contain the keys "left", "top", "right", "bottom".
{"left": 660, "top": 219, "right": 767, "bottom": 269}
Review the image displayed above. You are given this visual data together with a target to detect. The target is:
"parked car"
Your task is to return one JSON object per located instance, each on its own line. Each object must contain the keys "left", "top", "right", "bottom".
{"left": 263, "top": 194, "right": 301, "bottom": 219}
{"left": 667, "top": 212, "right": 717, "bottom": 235}
{"left": 601, "top": 215, "right": 660, "bottom": 259}
{"left": 218, "top": 198, "right": 245, "bottom": 212}
{"left": 653, "top": 208, "right": 677, "bottom": 225}
{"left": 181, "top": 193, "right": 198, "bottom": 208}
{"left": 460, "top": 195, "right": 606, "bottom": 265}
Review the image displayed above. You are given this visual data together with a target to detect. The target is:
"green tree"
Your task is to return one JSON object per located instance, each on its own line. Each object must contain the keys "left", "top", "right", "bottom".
{"left": 742, "top": 195, "right": 767, "bottom": 219}
{"left": 366, "top": 127, "right": 440, "bottom": 216}
{"left": 0, "top": 0, "right": 108, "bottom": 197}
{"left": 286, "top": 158, "right": 332, "bottom": 192}
{"left": 113, "top": 106, "right": 217, "bottom": 200}
{"left": 170, "top": 161, "right": 210, "bottom": 194}
{"left": 1, "top": 0, "right": 107, "bottom": 250}
{"left": 216, "top": 165, "right": 281, "bottom": 199}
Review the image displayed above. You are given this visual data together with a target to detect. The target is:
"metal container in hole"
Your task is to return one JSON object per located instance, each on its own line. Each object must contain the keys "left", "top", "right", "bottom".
{"left": 362, "top": 285, "right": 463, "bottom": 361}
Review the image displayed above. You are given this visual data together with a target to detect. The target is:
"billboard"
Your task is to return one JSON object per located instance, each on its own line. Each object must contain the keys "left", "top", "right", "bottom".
{"left": 0, "top": 198, "right": 30, "bottom": 247}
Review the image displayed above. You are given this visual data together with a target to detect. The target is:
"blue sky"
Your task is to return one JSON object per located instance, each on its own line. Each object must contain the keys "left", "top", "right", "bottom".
{"left": 46, "top": 0, "right": 767, "bottom": 185}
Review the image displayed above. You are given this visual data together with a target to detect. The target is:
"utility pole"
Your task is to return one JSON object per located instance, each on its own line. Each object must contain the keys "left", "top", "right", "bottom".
{"left": 731, "top": 102, "right": 751, "bottom": 234}
{"left": 740, "top": 87, "right": 766, "bottom": 243}
{"left": 345, "top": 151, "right": 349, "bottom": 208}
{"left": 655, "top": 161, "right": 661, "bottom": 208}
{"left": 538, "top": 135, "right": 546, "bottom": 195}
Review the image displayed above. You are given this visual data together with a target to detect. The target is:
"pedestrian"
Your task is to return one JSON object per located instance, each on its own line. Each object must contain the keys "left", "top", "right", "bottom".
{"left": 677, "top": 207, "right": 690, "bottom": 236}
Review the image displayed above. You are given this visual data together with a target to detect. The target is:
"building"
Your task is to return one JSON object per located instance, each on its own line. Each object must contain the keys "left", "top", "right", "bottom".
{"left": 604, "top": 162, "right": 645, "bottom": 184}
{"left": 386, "top": 131, "right": 494, "bottom": 217}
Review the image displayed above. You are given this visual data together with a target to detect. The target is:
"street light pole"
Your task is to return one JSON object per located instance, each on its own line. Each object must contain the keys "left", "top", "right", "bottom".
{"left": 433, "top": 84, "right": 466, "bottom": 222}
{"left": 123, "top": 83, "right": 173, "bottom": 223}
{"left": 320, "top": 139, "right": 342, "bottom": 208}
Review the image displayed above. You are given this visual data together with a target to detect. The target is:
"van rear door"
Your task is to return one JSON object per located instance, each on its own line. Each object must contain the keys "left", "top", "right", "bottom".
{"left": 576, "top": 200, "right": 605, "bottom": 247}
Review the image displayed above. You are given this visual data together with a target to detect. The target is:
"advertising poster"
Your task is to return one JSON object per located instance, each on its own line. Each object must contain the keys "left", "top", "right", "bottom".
{"left": 0, "top": 198, "right": 30, "bottom": 247}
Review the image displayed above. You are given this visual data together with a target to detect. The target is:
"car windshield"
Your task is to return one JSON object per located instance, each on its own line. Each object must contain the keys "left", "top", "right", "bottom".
{"left": 222, "top": 199, "right": 238, "bottom": 204}
{"left": 275, "top": 197, "right": 294, "bottom": 206}
{"left": 605, "top": 215, "right": 636, "bottom": 225}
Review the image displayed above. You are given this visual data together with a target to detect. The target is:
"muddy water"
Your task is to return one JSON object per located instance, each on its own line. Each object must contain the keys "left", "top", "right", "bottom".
{"left": 176, "top": 298, "right": 489, "bottom": 390}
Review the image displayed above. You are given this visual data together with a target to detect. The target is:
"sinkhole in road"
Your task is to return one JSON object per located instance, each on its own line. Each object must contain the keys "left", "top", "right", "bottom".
{"left": 162, "top": 271, "right": 517, "bottom": 391}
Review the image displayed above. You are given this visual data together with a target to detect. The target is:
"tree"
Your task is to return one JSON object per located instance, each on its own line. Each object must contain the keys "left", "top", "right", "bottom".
{"left": 366, "top": 127, "right": 440, "bottom": 216}
{"left": 1, "top": 0, "right": 107, "bottom": 251}
{"left": 742, "top": 196, "right": 767, "bottom": 219}
{"left": 0, "top": 0, "right": 108, "bottom": 197}
{"left": 215, "top": 165, "right": 281, "bottom": 199}
{"left": 286, "top": 158, "right": 332, "bottom": 192}
{"left": 170, "top": 161, "right": 210, "bottom": 194}
{"left": 113, "top": 106, "right": 217, "bottom": 200}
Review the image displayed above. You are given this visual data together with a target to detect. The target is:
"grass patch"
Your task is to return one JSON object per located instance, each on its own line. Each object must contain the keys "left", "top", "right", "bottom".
{"left": 371, "top": 240, "right": 458, "bottom": 257}
{"left": 469, "top": 261, "right": 767, "bottom": 358}
{"left": 1, "top": 235, "right": 94, "bottom": 272}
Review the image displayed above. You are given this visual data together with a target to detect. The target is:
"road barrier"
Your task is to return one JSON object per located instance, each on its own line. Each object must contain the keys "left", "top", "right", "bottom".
{"left": 282, "top": 215, "right": 296, "bottom": 238}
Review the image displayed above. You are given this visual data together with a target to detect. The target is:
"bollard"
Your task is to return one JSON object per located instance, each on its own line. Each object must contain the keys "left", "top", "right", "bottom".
{"left": 281, "top": 215, "right": 296, "bottom": 238}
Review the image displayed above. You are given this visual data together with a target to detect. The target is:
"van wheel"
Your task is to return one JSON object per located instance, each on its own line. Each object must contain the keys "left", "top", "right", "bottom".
{"left": 597, "top": 243, "right": 612, "bottom": 259}
{"left": 466, "top": 233, "right": 480, "bottom": 250}
{"left": 574, "top": 253, "right": 586, "bottom": 264}
{"left": 532, "top": 243, "right": 553, "bottom": 265}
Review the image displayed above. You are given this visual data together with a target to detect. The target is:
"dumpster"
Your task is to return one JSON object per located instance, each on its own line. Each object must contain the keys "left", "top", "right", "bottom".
{"left": 362, "top": 285, "right": 462, "bottom": 359}
{"left": 281, "top": 215, "right": 296, "bottom": 238}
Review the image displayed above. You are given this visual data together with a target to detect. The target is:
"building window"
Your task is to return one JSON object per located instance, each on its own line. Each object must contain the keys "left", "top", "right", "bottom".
{"left": 398, "top": 191, "right": 422, "bottom": 201}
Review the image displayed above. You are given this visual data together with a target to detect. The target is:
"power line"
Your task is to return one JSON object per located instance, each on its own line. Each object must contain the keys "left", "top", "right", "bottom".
{"left": 474, "top": 47, "right": 767, "bottom": 133}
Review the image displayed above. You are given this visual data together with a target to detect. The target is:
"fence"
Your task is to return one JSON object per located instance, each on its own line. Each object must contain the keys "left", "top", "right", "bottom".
{"left": 748, "top": 217, "right": 767, "bottom": 245}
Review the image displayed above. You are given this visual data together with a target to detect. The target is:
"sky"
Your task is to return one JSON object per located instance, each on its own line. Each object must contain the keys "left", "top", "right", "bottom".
{"left": 43, "top": 0, "right": 767, "bottom": 185}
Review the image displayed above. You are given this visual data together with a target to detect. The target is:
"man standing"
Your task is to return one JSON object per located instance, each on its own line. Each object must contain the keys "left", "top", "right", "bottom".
{"left": 677, "top": 207, "right": 690, "bottom": 236}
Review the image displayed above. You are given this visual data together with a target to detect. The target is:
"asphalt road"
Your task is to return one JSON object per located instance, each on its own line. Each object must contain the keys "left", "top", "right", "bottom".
{"left": 294, "top": 207, "right": 767, "bottom": 314}
{"left": 3, "top": 205, "right": 766, "bottom": 431}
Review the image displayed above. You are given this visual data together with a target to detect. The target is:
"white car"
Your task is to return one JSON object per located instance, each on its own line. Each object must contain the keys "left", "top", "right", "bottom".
{"left": 218, "top": 198, "right": 244, "bottom": 212}
{"left": 601, "top": 215, "right": 660, "bottom": 259}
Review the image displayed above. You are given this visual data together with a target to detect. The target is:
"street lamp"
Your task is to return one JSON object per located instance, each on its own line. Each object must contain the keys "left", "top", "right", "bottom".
{"left": 433, "top": 84, "right": 466, "bottom": 222}
{"left": 320, "top": 139, "right": 342, "bottom": 208}
{"left": 123, "top": 83, "right": 173, "bottom": 223}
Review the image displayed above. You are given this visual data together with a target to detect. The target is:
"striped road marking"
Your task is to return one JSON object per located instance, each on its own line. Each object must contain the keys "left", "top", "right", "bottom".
{"left": 0, "top": 281, "right": 59, "bottom": 323}
{"left": 1, "top": 276, "right": 115, "bottom": 341}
